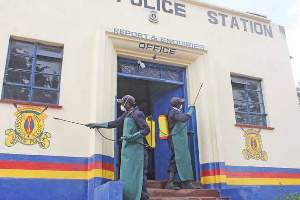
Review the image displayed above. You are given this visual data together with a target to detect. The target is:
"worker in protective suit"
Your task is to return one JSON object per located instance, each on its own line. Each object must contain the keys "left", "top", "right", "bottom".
{"left": 166, "top": 97, "right": 201, "bottom": 190}
{"left": 86, "top": 95, "right": 150, "bottom": 200}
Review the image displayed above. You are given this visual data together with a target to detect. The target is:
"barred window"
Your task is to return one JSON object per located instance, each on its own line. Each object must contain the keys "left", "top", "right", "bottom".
{"left": 118, "top": 58, "right": 184, "bottom": 84}
{"left": 2, "top": 39, "right": 63, "bottom": 105}
{"left": 231, "top": 76, "right": 267, "bottom": 126}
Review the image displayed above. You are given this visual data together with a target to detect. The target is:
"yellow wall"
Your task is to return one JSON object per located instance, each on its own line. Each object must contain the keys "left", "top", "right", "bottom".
{"left": 0, "top": 0, "right": 299, "bottom": 169}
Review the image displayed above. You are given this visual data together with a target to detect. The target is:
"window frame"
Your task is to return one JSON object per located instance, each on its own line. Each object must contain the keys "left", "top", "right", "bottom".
{"left": 1, "top": 39, "right": 63, "bottom": 106}
{"left": 231, "top": 76, "right": 267, "bottom": 127}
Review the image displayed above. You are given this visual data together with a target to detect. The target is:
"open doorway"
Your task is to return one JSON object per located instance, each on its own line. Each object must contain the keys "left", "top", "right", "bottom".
{"left": 115, "top": 57, "right": 199, "bottom": 181}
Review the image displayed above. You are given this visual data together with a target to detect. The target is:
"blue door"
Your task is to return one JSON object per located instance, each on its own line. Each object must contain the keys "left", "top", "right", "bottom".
{"left": 153, "top": 86, "right": 184, "bottom": 180}
{"left": 116, "top": 57, "right": 200, "bottom": 181}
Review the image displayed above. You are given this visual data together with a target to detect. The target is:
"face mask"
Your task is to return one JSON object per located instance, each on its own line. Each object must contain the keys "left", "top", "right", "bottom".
{"left": 179, "top": 105, "right": 183, "bottom": 110}
{"left": 120, "top": 105, "right": 126, "bottom": 111}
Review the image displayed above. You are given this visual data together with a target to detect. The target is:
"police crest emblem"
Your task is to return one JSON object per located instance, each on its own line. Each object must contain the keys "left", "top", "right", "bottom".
{"left": 242, "top": 129, "right": 268, "bottom": 161}
{"left": 5, "top": 106, "right": 51, "bottom": 149}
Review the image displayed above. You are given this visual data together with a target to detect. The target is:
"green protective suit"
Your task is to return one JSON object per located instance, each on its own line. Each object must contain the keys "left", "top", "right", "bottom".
{"left": 120, "top": 118, "right": 144, "bottom": 200}
{"left": 171, "top": 122, "right": 194, "bottom": 181}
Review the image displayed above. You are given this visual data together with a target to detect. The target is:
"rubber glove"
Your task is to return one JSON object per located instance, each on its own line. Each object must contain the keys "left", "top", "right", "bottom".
{"left": 121, "top": 132, "right": 143, "bottom": 142}
{"left": 85, "top": 122, "right": 108, "bottom": 129}
{"left": 187, "top": 106, "right": 195, "bottom": 116}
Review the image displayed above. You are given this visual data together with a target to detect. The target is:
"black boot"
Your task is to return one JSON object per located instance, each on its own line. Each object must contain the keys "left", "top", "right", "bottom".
{"left": 165, "top": 172, "right": 180, "bottom": 190}
{"left": 182, "top": 181, "right": 201, "bottom": 189}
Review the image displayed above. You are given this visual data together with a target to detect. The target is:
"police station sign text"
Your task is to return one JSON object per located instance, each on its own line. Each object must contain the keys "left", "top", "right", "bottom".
{"left": 117, "top": 0, "right": 186, "bottom": 17}
{"left": 139, "top": 42, "right": 176, "bottom": 55}
{"left": 114, "top": 28, "right": 205, "bottom": 50}
{"left": 208, "top": 11, "right": 273, "bottom": 38}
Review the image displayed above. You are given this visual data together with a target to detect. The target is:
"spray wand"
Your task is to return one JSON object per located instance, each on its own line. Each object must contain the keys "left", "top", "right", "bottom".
{"left": 53, "top": 117, "right": 153, "bottom": 149}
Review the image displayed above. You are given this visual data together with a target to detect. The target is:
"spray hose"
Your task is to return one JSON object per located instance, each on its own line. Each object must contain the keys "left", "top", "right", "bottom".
{"left": 54, "top": 83, "right": 203, "bottom": 147}
{"left": 53, "top": 117, "right": 153, "bottom": 149}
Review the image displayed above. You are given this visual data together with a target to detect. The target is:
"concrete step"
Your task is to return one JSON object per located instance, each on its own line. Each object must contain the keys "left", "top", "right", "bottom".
{"left": 148, "top": 180, "right": 203, "bottom": 189}
{"left": 148, "top": 188, "right": 220, "bottom": 198}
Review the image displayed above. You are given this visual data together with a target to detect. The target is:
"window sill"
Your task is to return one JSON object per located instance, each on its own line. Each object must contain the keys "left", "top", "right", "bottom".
{"left": 235, "top": 124, "right": 274, "bottom": 130}
{"left": 0, "top": 99, "right": 63, "bottom": 109}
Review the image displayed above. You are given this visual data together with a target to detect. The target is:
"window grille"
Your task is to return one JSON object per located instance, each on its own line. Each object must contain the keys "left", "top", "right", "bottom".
{"left": 117, "top": 61, "right": 138, "bottom": 75}
{"left": 2, "top": 39, "right": 63, "bottom": 105}
{"left": 140, "top": 66, "right": 160, "bottom": 79}
{"left": 118, "top": 59, "right": 183, "bottom": 83}
{"left": 162, "top": 68, "right": 183, "bottom": 82}
{"left": 231, "top": 76, "right": 267, "bottom": 126}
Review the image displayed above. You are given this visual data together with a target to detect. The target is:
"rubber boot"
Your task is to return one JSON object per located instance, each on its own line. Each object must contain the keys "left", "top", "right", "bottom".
{"left": 182, "top": 181, "right": 201, "bottom": 189}
{"left": 165, "top": 172, "right": 180, "bottom": 190}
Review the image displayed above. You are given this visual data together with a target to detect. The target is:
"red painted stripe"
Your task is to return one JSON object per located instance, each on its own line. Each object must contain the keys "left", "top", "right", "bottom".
{"left": 0, "top": 99, "right": 63, "bottom": 109}
{"left": 201, "top": 169, "right": 226, "bottom": 177}
{"left": 88, "top": 162, "right": 114, "bottom": 172}
{"left": 0, "top": 161, "right": 114, "bottom": 172}
{"left": 0, "top": 160, "right": 87, "bottom": 171}
{"left": 200, "top": 170, "right": 300, "bottom": 179}
{"left": 226, "top": 171, "right": 300, "bottom": 179}
{"left": 235, "top": 123, "right": 274, "bottom": 130}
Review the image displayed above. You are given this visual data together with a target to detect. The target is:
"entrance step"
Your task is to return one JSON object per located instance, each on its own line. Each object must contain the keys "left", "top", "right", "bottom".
{"left": 147, "top": 188, "right": 220, "bottom": 198}
{"left": 147, "top": 181, "right": 230, "bottom": 200}
{"left": 148, "top": 180, "right": 203, "bottom": 189}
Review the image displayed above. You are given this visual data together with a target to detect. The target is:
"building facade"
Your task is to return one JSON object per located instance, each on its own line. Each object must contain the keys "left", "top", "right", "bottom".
{"left": 0, "top": 0, "right": 299, "bottom": 199}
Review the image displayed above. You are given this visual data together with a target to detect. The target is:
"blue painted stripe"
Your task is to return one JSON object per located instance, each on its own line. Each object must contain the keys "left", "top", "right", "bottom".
{"left": 202, "top": 183, "right": 227, "bottom": 189}
{"left": 222, "top": 185, "right": 300, "bottom": 200}
{"left": 200, "top": 162, "right": 300, "bottom": 174}
{"left": 0, "top": 178, "right": 88, "bottom": 200}
{"left": 117, "top": 73, "right": 184, "bottom": 85}
{"left": 0, "top": 153, "right": 114, "bottom": 165}
{"left": 0, "top": 177, "right": 112, "bottom": 200}
{"left": 200, "top": 162, "right": 226, "bottom": 171}
{"left": 0, "top": 153, "right": 87, "bottom": 164}
{"left": 225, "top": 165, "right": 300, "bottom": 174}
{"left": 88, "top": 154, "right": 115, "bottom": 165}
{"left": 226, "top": 185, "right": 300, "bottom": 189}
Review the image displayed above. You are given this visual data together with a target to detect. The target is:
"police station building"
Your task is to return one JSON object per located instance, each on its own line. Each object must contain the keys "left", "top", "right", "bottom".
{"left": 0, "top": 0, "right": 299, "bottom": 199}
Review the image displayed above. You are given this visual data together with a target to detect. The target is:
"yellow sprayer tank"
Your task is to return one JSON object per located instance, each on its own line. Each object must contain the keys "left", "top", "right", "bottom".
{"left": 146, "top": 116, "right": 156, "bottom": 148}
{"left": 158, "top": 115, "right": 169, "bottom": 140}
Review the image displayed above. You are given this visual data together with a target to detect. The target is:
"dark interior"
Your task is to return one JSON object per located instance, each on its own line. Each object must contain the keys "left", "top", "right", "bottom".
{"left": 116, "top": 76, "right": 180, "bottom": 180}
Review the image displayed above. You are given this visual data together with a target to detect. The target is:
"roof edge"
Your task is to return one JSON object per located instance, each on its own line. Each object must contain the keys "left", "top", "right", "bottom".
{"left": 182, "top": 0, "right": 272, "bottom": 23}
